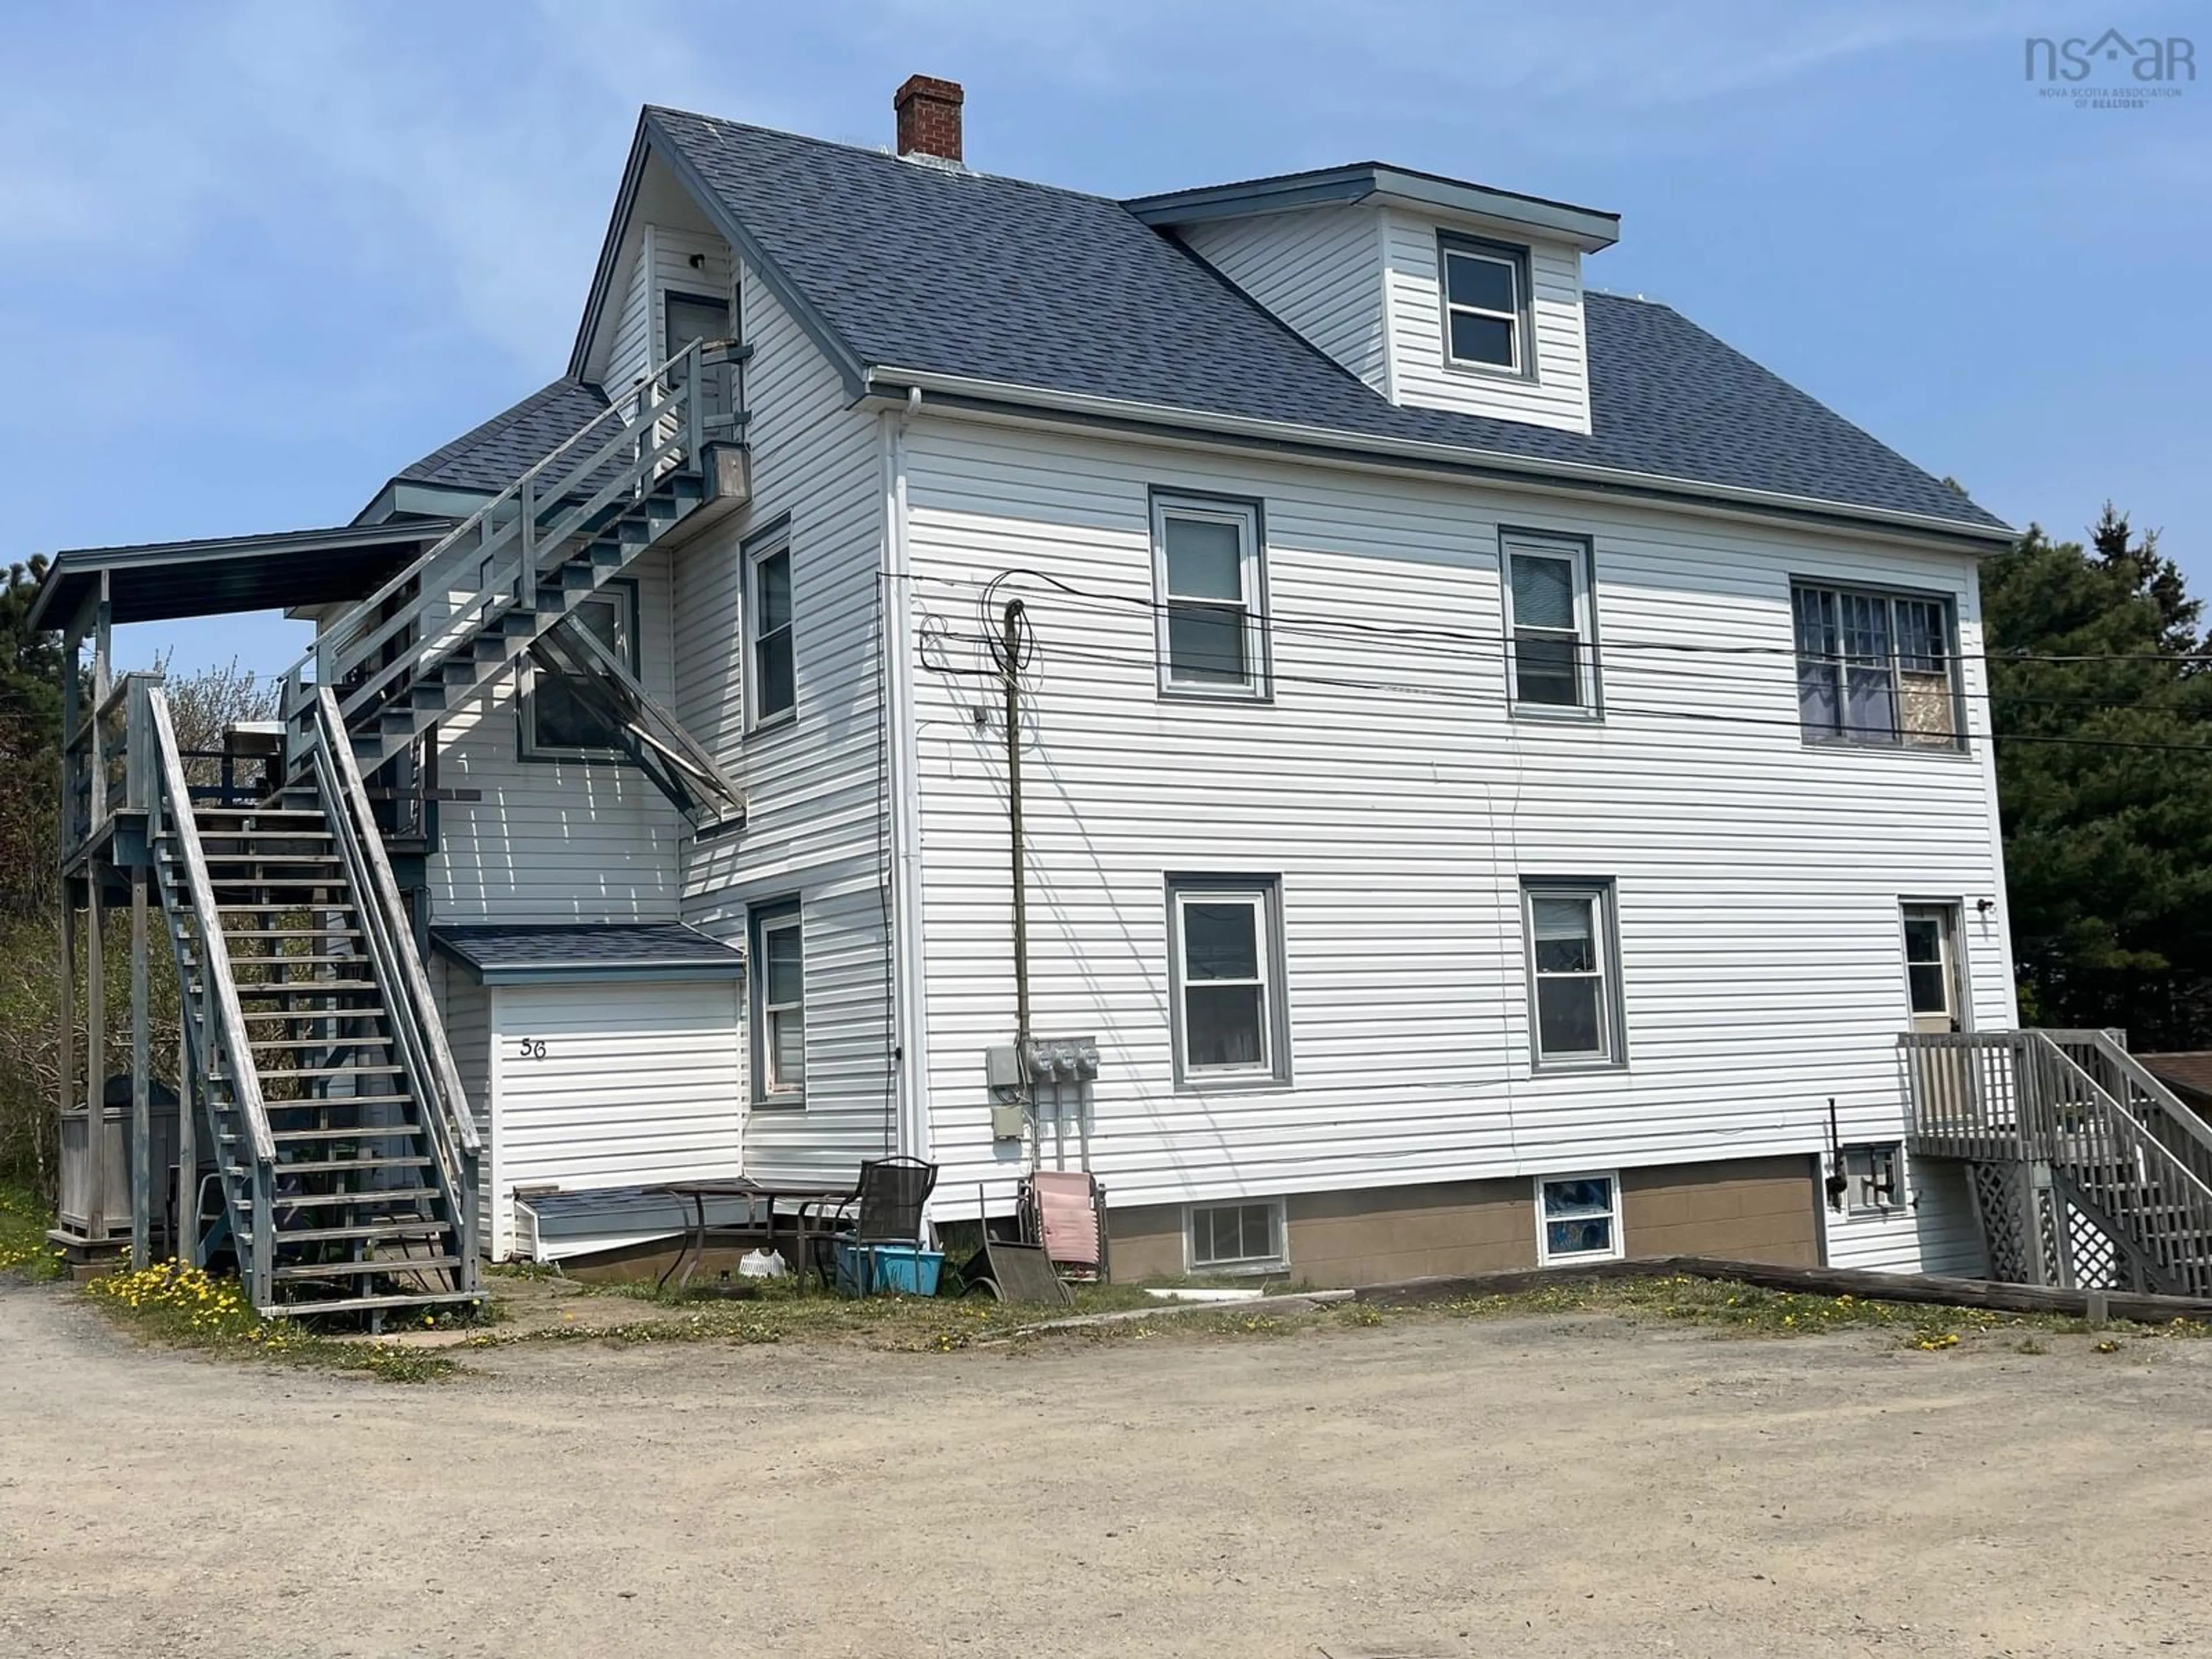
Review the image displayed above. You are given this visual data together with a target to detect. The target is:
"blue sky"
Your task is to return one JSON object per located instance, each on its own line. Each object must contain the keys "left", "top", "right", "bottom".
{"left": 3, "top": 1, "right": 2205, "bottom": 675}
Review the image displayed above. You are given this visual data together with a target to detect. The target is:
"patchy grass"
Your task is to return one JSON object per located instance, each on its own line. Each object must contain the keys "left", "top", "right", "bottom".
{"left": 477, "top": 1271, "right": 1165, "bottom": 1355}
{"left": 1400, "top": 1272, "right": 2212, "bottom": 1353}
{"left": 82, "top": 1260, "right": 460, "bottom": 1383}
{"left": 0, "top": 1182, "right": 67, "bottom": 1282}
{"left": 74, "top": 1250, "right": 2212, "bottom": 1380}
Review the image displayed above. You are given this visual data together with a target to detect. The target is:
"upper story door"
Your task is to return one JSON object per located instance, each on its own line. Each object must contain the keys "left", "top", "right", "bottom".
{"left": 1902, "top": 903, "right": 1963, "bottom": 1033}
{"left": 664, "top": 291, "right": 733, "bottom": 430}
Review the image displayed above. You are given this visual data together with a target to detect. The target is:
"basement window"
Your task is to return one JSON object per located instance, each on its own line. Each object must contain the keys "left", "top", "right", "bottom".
{"left": 1841, "top": 1144, "right": 1905, "bottom": 1215}
{"left": 1190, "top": 1200, "right": 1285, "bottom": 1272}
{"left": 1535, "top": 1172, "right": 1621, "bottom": 1264}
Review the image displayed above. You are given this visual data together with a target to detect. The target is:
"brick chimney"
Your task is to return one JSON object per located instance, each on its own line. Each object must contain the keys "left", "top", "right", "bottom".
{"left": 894, "top": 75, "right": 964, "bottom": 163}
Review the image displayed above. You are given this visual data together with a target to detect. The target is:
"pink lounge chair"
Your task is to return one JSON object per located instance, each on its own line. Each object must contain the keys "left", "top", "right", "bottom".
{"left": 1021, "top": 1169, "right": 1110, "bottom": 1282}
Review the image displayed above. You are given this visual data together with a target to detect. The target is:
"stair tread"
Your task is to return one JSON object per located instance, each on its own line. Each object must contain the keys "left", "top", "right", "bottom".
{"left": 249, "top": 1033, "right": 395, "bottom": 1047}
{"left": 272, "top": 1255, "right": 465, "bottom": 1282}
{"left": 240, "top": 1007, "right": 389, "bottom": 1022}
{"left": 262, "top": 1096, "right": 415, "bottom": 1112}
{"left": 266, "top": 1290, "right": 482, "bottom": 1316}
{"left": 256, "top": 1060, "right": 407, "bottom": 1074}
{"left": 240, "top": 1221, "right": 448, "bottom": 1245}
{"left": 214, "top": 911, "right": 358, "bottom": 925}
{"left": 264, "top": 1176, "right": 441, "bottom": 1196}
{"left": 229, "top": 980, "right": 382, "bottom": 994}
{"left": 226, "top": 955, "right": 374, "bottom": 967}
{"left": 218, "top": 927, "right": 363, "bottom": 938}
{"left": 256, "top": 1154, "right": 434, "bottom": 1174}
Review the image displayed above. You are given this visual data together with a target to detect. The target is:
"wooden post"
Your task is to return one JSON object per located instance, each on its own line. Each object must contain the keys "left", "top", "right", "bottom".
{"left": 178, "top": 1020, "right": 197, "bottom": 1266}
{"left": 130, "top": 868, "right": 150, "bottom": 1268}
{"left": 85, "top": 873, "right": 106, "bottom": 1239}
{"left": 58, "top": 895, "right": 75, "bottom": 1216}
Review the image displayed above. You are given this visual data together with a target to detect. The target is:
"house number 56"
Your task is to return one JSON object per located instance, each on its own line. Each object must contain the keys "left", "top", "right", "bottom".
{"left": 516, "top": 1039, "right": 548, "bottom": 1060}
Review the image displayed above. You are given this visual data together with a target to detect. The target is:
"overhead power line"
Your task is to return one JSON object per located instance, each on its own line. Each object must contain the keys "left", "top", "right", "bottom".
{"left": 918, "top": 612, "right": 2212, "bottom": 760}
{"left": 911, "top": 568, "right": 2212, "bottom": 671}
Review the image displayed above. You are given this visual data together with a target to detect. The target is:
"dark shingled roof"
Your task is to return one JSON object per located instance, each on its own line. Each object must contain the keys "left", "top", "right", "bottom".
{"left": 645, "top": 107, "right": 2006, "bottom": 536}
{"left": 431, "top": 922, "right": 743, "bottom": 984}
{"left": 399, "top": 377, "right": 611, "bottom": 494}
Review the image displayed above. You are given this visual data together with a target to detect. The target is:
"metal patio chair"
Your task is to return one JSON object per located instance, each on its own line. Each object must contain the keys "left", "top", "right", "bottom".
{"left": 817, "top": 1156, "right": 938, "bottom": 1293}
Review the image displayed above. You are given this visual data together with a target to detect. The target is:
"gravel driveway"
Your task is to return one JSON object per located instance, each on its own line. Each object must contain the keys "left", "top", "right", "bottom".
{"left": 4, "top": 1278, "right": 2209, "bottom": 1657}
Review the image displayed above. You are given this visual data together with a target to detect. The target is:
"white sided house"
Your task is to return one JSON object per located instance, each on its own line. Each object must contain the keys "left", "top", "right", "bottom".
{"left": 46, "top": 77, "right": 2212, "bottom": 1315}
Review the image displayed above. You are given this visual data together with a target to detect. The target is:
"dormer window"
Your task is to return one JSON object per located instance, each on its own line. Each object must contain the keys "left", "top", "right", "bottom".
{"left": 1440, "top": 233, "right": 1531, "bottom": 376}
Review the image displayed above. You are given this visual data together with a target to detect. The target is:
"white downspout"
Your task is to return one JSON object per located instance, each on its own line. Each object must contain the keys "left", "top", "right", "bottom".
{"left": 880, "top": 397, "right": 931, "bottom": 1161}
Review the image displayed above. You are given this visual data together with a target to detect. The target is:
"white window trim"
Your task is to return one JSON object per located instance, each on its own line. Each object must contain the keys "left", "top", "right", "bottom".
{"left": 1899, "top": 899, "right": 1969, "bottom": 1032}
{"left": 1521, "top": 878, "right": 1625, "bottom": 1073}
{"left": 1186, "top": 1199, "right": 1288, "bottom": 1275}
{"left": 1501, "top": 532, "right": 1600, "bottom": 718}
{"left": 1166, "top": 876, "right": 1290, "bottom": 1090}
{"left": 750, "top": 900, "right": 804, "bottom": 1108}
{"left": 1534, "top": 1171, "right": 1624, "bottom": 1266}
{"left": 744, "top": 526, "right": 797, "bottom": 733}
{"left": 1438, "top": 236, "right": 1531, "bottom": 378}
{"left": 519, "top": 581, "right": 639, "bottom": 762}
{"left": 1150, "top": 493, "right": 1270, "bottom": 700}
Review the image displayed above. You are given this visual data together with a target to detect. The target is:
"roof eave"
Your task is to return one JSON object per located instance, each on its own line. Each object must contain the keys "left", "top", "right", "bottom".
{"left": 1127, "top": 164, "right": 1621, "bottom": 252}
{"left": 28, "top": 520, "right": 452, "bottom": 632}
{"left": 449, "top": 960, "right": 748, "bottom": 987}
{"left": 566, "top": 114, "right": 657, "bottom": 382}
{"left": 569, "top": 109, "right": 873, "bottom": 402}
{"left": 861, "top": 366, "right": 2014, "bottom": 552}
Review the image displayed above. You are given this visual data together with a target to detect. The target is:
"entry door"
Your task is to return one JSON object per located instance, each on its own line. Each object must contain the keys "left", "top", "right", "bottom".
{"left": 664, "top": 292, "right": 732, "bottom": 428}
{"left": 1902, "top": 904, "right": 1963, "bottom": 1033}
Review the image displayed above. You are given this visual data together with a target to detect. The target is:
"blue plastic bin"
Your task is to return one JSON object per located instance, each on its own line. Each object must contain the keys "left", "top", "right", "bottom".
{"left": 835, "top": 1242, "right": 945, "bottom": 1297}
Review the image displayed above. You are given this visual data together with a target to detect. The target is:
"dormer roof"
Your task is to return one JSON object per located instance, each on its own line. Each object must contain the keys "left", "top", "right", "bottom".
{"left": 1125, "top": 162, "right": 1620, "bottom": 252}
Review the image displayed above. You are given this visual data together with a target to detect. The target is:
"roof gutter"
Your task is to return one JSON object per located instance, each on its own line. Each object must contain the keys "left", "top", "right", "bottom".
{"left": 859, "top": 366, "right": 2016, "bottom": 554}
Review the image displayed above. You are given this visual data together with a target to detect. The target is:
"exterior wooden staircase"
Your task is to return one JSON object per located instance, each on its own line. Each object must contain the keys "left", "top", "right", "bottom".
{"left": 279, "top": 335, "right": 747, "bottom": 806}
{"left": 1904, "top": 1029, "right": 2212, "bottom": 1296}
{"left": 92, "top": 338, "right": 748, "bottom": 1317}
{"left": 143, "top": 685, "right": 480, "bottom": 1317}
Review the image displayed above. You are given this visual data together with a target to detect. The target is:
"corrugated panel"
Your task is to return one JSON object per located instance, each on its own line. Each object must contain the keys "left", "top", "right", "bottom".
{"left": 901, "top": 415, "right": 2012, "bottom": 1243}
{"left": 1180, "top": 205, "right": 1388, "bottom": 392}
{"left": 1382, "top": 209, "right": 1592, "bottom": 433}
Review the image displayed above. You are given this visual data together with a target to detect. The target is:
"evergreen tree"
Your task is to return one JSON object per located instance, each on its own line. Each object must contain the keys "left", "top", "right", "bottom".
{"left": 1983, "top": 506, "right": 2212, "bottom": 1047}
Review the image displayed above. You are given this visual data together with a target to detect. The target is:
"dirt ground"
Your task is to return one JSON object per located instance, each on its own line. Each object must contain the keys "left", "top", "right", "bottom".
{"left": 5, "top": 1279, "right": 2210, "bottom": 1658}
